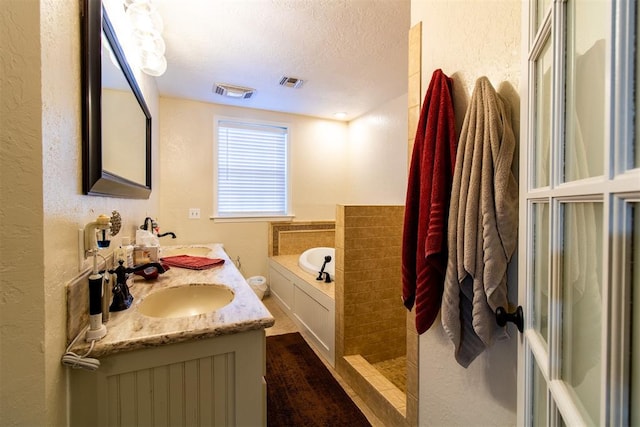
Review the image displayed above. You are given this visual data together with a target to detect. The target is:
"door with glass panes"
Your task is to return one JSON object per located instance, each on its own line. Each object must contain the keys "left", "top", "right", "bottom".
{"left": 519, "top": 1, "right": 639, "bottom": 425}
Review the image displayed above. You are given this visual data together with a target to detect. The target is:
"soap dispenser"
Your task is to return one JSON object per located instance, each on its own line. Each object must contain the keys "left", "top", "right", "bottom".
{"left": 122, "top": 236, "right": 134, "bottom": 268}
{"left": 109, "top": 260, "right": 134, "bottom": 312}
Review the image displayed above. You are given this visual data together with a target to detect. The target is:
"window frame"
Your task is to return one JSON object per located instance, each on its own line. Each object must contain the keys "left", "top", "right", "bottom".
{"left": 212, "top": 115, "right": 293, "bottom": 222}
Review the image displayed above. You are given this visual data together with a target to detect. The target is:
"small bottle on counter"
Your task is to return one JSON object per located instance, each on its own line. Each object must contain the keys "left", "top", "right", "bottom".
{"left": 114, "top": 247, "right": 126, "bottom": 266}
{"left": 133, "top": 245, "right": 159, "bottom": 266}
{"left": 121, "top": 236, "right": 135, "bottom": 268}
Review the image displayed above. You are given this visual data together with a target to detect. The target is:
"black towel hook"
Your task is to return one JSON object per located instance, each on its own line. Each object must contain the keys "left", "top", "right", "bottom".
{"left": 495, "top": 306, "right": 524, "bottom": 333}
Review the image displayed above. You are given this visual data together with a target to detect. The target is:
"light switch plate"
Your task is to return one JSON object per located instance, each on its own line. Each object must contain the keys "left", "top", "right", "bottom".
{"left": 188, "top": 208, "right": 201, "bottom": 219}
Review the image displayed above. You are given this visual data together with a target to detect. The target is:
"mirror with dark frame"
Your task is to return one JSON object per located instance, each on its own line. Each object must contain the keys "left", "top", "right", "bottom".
{"left": 81, "top": 0, "right": 152, "bottom": 198}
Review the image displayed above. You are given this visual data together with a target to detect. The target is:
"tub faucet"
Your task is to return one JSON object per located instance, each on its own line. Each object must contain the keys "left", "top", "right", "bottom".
{"left": 316, "top": 255, "right": 332, "bottom": 281}
{"left": 322, "top": 271, "right": 332, "bottom": 283}
{"left": 157, "top": 231, "right": 177, "bottom": 239}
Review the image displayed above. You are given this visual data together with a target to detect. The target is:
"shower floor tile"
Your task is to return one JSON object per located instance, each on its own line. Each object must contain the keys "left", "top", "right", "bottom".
{"left": 371, "top": 356, "right": 406, "bottom": 393}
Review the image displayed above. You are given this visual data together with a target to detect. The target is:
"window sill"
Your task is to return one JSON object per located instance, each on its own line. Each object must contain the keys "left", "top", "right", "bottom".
{"left": 210, "top": 215, "right": 295, "bottom": 223}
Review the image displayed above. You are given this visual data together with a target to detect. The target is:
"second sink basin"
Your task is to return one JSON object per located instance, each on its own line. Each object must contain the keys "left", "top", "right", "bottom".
{"left": 138, "top": 284, "right": 234, "bottom": 318}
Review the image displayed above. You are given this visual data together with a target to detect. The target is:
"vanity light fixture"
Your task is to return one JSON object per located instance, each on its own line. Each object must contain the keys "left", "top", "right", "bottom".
{"left": 124, "top": 0, "right": 167, "bottom": 76}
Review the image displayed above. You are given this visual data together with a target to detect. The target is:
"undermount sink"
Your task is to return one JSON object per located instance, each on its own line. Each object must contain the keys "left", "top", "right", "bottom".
{"left": 161, "top": 246, "right": 212, "bottom": 257}
{"left": 138, "top": 284, "right": 234, "bottom": 318}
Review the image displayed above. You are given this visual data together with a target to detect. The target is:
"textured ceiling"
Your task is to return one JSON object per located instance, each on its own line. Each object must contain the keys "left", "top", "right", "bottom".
{"left": 153, "top": 0, "right": 410, "bottom": 121}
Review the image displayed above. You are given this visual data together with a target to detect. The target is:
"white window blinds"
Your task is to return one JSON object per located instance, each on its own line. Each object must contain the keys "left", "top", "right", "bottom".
{"left": 215, "top": 120, "right": 289, "bottom": 217}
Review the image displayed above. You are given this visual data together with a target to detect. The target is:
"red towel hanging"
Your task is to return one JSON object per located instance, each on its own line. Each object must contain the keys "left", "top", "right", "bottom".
{"left": 402, "top": 69, "right": 457, "bottom": 334}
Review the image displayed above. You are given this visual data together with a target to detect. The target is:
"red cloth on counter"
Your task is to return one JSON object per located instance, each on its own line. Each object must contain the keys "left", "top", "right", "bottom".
{"left": 402, "top": 69, "right": 457, "bottom": 334}
{"left": 161, "top": 255, "right": 225, "bottom": 270}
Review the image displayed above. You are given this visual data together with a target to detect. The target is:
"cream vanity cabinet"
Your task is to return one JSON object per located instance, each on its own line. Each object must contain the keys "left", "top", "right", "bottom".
{"left": 268, "top": 259, "right": 335, "bottom": 366}
{"left": 70, "top": 329, "right": 266, "bottom": 427}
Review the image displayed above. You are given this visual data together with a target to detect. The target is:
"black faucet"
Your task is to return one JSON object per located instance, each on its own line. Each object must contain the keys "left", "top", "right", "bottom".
{"left": 108, "top": 260, "right": 168, "bottom": 311}
{"left": 141, "top": 217, "right": 176, "bottom": 239}
{"left": 140, "top": 217, "right": 155, "bottom": 231}
{"left": 157, "top": 231, "right": 177, "bottom": 239}
{"left": 322, "top": 271, "right": 332, "bottom": 283}
{"left": 316, "top": 255, "right": 332, "bottom": 281}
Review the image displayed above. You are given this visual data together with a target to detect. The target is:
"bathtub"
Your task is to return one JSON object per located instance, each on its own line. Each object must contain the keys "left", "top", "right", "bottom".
{"left": 298, "top": 247, "right": 335, "bottom": 281}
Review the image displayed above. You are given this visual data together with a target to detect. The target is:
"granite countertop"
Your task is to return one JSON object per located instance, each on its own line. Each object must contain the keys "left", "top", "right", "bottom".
{"left": 72, "top": 243, "right": 274, "bottom": 358}
{"left": 270, "top": 254, "right": 335, "bottom": 299}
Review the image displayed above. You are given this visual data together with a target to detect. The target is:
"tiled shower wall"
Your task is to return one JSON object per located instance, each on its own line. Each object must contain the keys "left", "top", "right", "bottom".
{"left": 335, "top": 205, "right": 406, "bottom": 363}
{"left": 334, "top": 22, "right": 421, "bottom": 426}
{"left": 268, "top": 221, "right": 335, "bottom": 256}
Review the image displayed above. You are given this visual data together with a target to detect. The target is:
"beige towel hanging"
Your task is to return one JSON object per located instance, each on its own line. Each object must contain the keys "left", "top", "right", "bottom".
{"left": 441, "top": 76, "right": 518, "bottom": 367}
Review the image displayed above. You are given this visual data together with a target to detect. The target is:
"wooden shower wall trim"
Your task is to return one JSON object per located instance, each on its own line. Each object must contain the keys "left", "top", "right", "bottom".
{"left": 408, "top": 21, "right": 422, "bottom": 164}
{"left": 405, "top": 20, "right": 422, "bottom": 426}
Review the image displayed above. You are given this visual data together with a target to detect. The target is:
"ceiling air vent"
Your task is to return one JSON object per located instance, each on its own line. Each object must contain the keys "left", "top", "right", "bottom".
{"left": 213, "top": 83, "right": 255, "bottom": 99}
{"left": 279, "top": 76, "right": 304, "bottom": 89}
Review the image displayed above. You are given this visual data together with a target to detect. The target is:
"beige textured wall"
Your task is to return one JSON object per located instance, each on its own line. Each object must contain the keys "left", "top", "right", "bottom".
{"left": 345, "top": 94, "right": 408, "bottom": 205}
{"left": 1, "top": 1, "right": 160, "bottom": 424}
{"left": 158, "top": 93, "right": 409, "bottom": 279}
{"left": 410, "top": 1, "right": 521, "bottom": 425}
{"left": 158, "top": 97, "right": 351, "bottom": 278}
{"left": 0, "top": 1, "right": 46, "bottom": 423}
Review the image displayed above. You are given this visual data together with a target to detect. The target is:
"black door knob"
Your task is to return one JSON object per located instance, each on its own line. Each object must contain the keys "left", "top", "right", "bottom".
{"left": 495, "top": 305, "right": 524, "bottom": 333}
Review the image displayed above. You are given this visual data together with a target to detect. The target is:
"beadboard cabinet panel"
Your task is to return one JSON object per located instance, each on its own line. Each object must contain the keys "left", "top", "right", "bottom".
{"left": 70, "top": 329, "right": 265, "bottom": 427}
